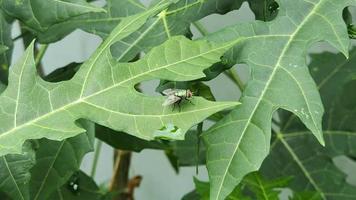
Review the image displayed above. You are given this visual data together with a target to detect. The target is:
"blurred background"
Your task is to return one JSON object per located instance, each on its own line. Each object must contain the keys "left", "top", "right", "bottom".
{"left": 7, "top": 0, "right": 356, "bottom": 199}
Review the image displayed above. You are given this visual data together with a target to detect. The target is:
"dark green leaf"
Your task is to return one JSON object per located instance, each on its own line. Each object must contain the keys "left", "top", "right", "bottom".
{"left": 0, "top": 142, "right": 35, "bottom": 200}
{"left": 0, "top": 10, "right": 13, "bottom": 84}
{"left": 1, "top": 0, "right": 105, "bottom": 33}
{"left": 29, "top": 121, "right": 95, "bottom": 200}
{"left": 36, "top": 0, "right": 146, "bottom": 43}
{"left": 48, "top": 171, "right": 106, "bottom": 200}
{"left": 262, "top": 47, "right": 356, "bottom": 199}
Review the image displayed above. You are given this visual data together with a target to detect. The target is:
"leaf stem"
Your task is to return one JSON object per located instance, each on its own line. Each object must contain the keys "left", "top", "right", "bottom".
{"left": 192, "top": 21, "right": 209, "bottom": 36}
{"left": 224, "top": 69, "right": 245, "bottom": 91}
{"left": 192, "top": 21, "right": 245, "bottom": 91}
{"left": 196, "top": 122, "right": 203, "bottom": 174}
{"left": 35, "top": 44, "right": 48, "bottom": 67}
{"left": 90, "top": 140, "right": 103, "bottom": 178}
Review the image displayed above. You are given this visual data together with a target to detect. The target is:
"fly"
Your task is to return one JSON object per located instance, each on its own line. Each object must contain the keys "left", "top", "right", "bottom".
{"left": 162, "top": 89, "right": 194, "bottom": 111}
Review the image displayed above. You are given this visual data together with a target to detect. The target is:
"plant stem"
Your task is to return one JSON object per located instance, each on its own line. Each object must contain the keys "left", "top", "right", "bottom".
{"left": 90, "top": 140, "right": 103, "bottom": 178}
{"left": 192, "top": 21, "right": 209, "bottom": 36}
{"left": 35, "top": 44, "right": 48, "bottom": 67}
{"left": 225, "top": 69, "right": 245, "bottom": 91}
{"left": 192, "top": 21, "right": 245, "bottom": 91}
{"left": 196, "top": 122, "right": 203, "bottom": 174}
{"left": 110, "top": 150, "right": 132, "bottom": 200}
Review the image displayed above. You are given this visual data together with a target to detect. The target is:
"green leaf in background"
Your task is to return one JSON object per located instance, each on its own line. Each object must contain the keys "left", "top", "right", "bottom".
{"left": 247, "top": 0, "right": 279, "bottom": 21}
{"left": 29, "top": 121, "right": 95, "bottom": 200}
{"left": 36, "top": 0, "right": 147, "bottom": 43}
{"left": 183, "top": 172, "right": 290, "bottom": 200}
{"left": 0, "top": 3, "right": 238, "bottom": 157}
{"left": 290, "top": 192, "right": 322, "bottom": 200}
{"left": 261, "top": 47, "right": 356, "bottom": 200}
{"left": 110, "top": 0, "right": 244, "bottom": 62}
{"left": 48, "top": 171, "right": 106, "bottom": 200}
{"left": 0, "top": 80, "right": 5, "bottom": 93}
{"left": 0, "top": 142, "right": 35, "bottom": 200}
{"left": 202, "top": 0, "right": 356, "bottom": 199}
{"left": 96, "top": 124, "right": 166, "bottom": 152}
{"left": 242, "top": 173, "right": 291, "bottom": 200}
{"left": 0, "top": 0, "right": 105, "bottom": 33}
{"left": 44, "top": 62, "right": 81, "bottom": 83}
{"left": 0, "top": 10, "right": 12, "bottom": 85}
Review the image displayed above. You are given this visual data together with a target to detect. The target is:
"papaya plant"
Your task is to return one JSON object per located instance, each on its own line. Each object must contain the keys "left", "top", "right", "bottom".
{"left": 0, "top": 0, "right": 355, "bottom": 200}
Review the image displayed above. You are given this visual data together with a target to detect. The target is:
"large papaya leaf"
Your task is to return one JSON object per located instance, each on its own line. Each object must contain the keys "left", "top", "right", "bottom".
{"left": 202, "top": 0, "right": 356, "bottom": 199}
{"left": 36, "top": 0, "right": 147, "bottom": 43}
{"left": 0, "top": 122, "right": 94, "bottom": 200}
{"left": 261, "top": 47, "right": 356, "bottom": 200}
{"left": 0, "top": 0, "right": 105, "bottom": 33}
{"left": 0, "top": 4, "right": 238, "bottom": 156}
{"left": 0, "top": 142, "right": 35, "bottom": 200}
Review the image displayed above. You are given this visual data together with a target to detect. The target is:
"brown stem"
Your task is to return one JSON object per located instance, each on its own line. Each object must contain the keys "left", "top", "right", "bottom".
{"left": 109, "top": 150, "right": 134, "bottom": 200}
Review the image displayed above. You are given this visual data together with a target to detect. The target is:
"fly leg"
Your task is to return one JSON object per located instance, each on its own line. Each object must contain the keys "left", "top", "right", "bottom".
{"left": 185, "top": 97, "right": 195, "bottom": 105}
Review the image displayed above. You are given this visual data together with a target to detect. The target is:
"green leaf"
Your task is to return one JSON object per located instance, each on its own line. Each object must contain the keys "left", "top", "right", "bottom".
{"left": 44, "top": 62, "right": 81, "bottom": 82}
{"left": 202, "top": 0, "right": 355, "bottom": 199}
{"left": 0, "top": 142, "right": 35, "bottom": 200}
{"left": 0, "top": 10, "right": 13, "bottom": 85}
{"left": 183, "top": 173, "right": 289, "bottom": 200}
{"left": 48, "top": 171, "right": 106, "bottom": 200}
{"left": 1, "top": 0, "right": 105, "bottom": 33}
{"left": 247, "top": 0, "right": 279, "bottom": 21}
{"left": 168, "top": 130, "right": 206, "bottom": 167}
{"left": 96, "top": 124, "right": 166, "bottom": 152}
{"left": 110, "top": 0, "right": 244, "bottom": 62}
{"left": 29, "top": 121, "right": 95, "bottom": 200}
{"left": 36, "top": 0, "right": 147, "bottom": 43}
{"left": 0, "top": 4, "right": 238, "bottom": 156}
{"left": 290, "top": 192, "right": 322, "bottom": 200}
{"left": 242, "top": 172, "right": 291, "bottom": 200}
{"left": 261, "top": 47, "right": 356, "bottom": 200}
{"left": 0, "top": 81, "right": 5, "bottom": 93}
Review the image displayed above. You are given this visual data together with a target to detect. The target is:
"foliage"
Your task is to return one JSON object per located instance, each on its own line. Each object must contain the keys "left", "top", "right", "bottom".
{"left": 0, "top": 0, "right": 355, "bottom": 200}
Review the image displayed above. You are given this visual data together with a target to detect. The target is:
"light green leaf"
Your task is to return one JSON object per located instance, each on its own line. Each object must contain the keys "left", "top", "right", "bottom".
{"left": 0, "top": 142, "right": 35, "bottom": 200}
{"left": 203, "top": 0, "right": 355, "bottom": 199}
{"left": 0, "top": 0, "right": 105, "bottom": 33}
{"left": 0, "top": 4, "right": 238, "bottom": 156}
{"left": 36, "top": 0, "right": 147, "bottom": 43}
{"left": 29, "top": 121, "right": 95, "bottom": 200}
{"left": 261, "top": 47, "right": 356, "bottom": 200}
{"left": 110, "top": 0, "right": 244, "bottom": 62}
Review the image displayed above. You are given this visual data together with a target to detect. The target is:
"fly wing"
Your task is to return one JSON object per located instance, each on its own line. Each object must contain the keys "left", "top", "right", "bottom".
{"left": 162, "top": 89, "right": 178, "bottom": 96}
{"left": 162, "top": 95, "right": 180, "bottom": 106}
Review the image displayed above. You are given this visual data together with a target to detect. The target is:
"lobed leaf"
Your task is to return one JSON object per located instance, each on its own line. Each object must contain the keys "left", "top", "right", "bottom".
{"left": 0, "top": 4, "right": 238, "bottom": 156}
{"left": 202, "top": 0, "right": 356, "bottom": 199}
{"left": 0, "top": 143, "right": 35, "bottom": 200}
{"left": 0, "top": 0, "right": 105, "bottom": 33}
{"left": 261, "top": 47, "right": 356, "bottom": 200}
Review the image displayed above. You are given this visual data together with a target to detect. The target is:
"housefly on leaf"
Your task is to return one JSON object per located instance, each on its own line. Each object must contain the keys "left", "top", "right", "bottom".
{"left": 162, "top": 89, "right": 194, "bottom": 111}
